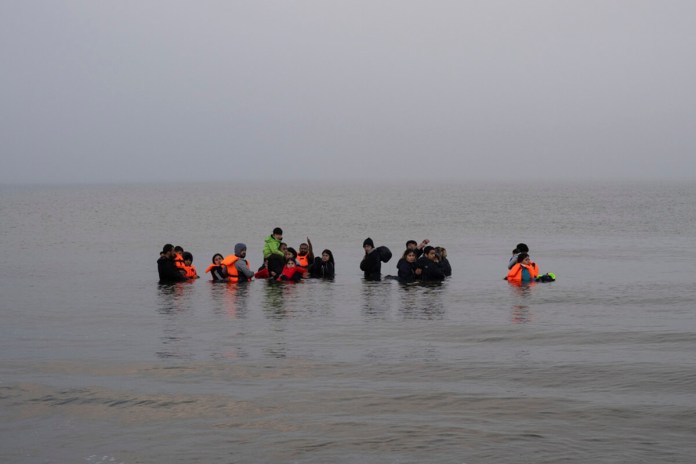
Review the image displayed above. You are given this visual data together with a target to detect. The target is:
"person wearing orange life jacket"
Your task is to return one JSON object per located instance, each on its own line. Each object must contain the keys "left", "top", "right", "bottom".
{"left": 296, "top": 238, "right": 314, "bottom": 268}
{"left": 157, "top": 243, "right": 187, "bottom": 283}
{"left": 173, "top": 246, "right": 186, "bottom": 271}
{"left": 221, "top": 243, "right": 255, "bottom": 283}
{"left": 506, "top": 252, "right": 539, "bottom": 284}
{"left": 182, "top": 252, "right": 199, "bottom": 279}
{"left": 205, "top": 253, "right": 228, "bottom": 281}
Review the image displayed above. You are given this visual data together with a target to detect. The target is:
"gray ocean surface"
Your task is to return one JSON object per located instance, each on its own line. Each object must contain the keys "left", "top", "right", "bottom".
{"left": 1, "top": 181, "right": 695, "bottom": 464}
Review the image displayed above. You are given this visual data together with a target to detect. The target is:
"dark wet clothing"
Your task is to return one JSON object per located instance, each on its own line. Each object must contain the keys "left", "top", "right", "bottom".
{"left": 360, "top": 250, "right": 381, "bottom": 281}
{"left": 416, "top": 257, "right": 446, "bottom": 282}
{"left": 440, "top": 257, "right": 452, "bottom": 277}
{"left": 309, "top": 258, "right": 335, "bottom": 279}
{"left": 396, "top": 258, "right": 417, "bottom": 283}
{"left": 158, "top": 256, "right": 187, "bottom": 283}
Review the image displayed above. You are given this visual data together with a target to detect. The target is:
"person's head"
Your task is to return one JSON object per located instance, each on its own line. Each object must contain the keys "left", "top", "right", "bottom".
{"left": 436, "top": 247, "right": 447, "bottom": 259}
{"left": 212, "top": 253, "right": 223, "bottom": 265}
{"left": 280, "top": 242, "right": 288, "bottom": 252}
{"left": 321, "top": 249, "right": 334, "bottom": 263}
{"left": 174, "top": 245, "right": 184, "bottom": 255}
{"left": 162, "top": 244, "right": 174, "bottom": 257}
{"left": 234, "top": 243, "right": 247, "bottom": 258}
{"left": 406, "top": 240, "right": 418, "bottom": 250}
{"left": 423, "top": 246, "right": 437, "bottom": 261}
{"left": 363, "top": 237, "right": 374, "bottom": 252}
{"left": 285, "top": 258, "right": 295, "bottom": 268}
{"left": 517, "top": 252, "right": 531, "bottom": 264}
{"left": 286, "top": 247, "right": 297, "bottom": 260}
{"left": 273, "top": 227, "right": 283, "bottom": 240}
{"left": 299, "top": 243, "right": 309, "bottom": 255}
{"left": 515, "top": 243, "right": 529, "bottom": 254}
{"left": 183, "top": 252, "right": 193, "bottom": 266}
{"left": 403, "top": 249, "right": 417, "bottom": 263}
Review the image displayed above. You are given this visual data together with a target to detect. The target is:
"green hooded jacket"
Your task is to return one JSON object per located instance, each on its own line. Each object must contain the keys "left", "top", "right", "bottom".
{"left": 263, "top": 234, "right": 284, "bottom": 259}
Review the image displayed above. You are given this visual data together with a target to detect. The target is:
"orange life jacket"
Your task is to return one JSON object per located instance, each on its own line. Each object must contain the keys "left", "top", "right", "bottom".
{"left": 205, "top": 264, "right": 217, "bottom": 274}
{"left": 174, "top": 252, "right": 185, "bottom": 269}
{"left": 183, "top": 264, "right": 198, "bottom": 279}
{"left": 506, "top": 262, "right": 539, "bottom": 283}
{"left": 221, "top": 255, "right": 251, "bottom": 283}
{"left": 296, "top": 254, "right": 311, "bottom": 268}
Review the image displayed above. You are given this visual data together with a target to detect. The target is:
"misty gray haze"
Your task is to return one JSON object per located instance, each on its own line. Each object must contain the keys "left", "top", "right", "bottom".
{"left": 1, "top": 1, "right": 695, "bottom": 184}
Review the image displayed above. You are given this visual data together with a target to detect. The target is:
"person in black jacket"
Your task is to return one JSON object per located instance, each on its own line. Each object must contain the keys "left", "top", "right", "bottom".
{"left": 157, "top": 244, "right": 187, "bottom": 283}
{"left": 416, "top": 246, "right": 446, "bottom": 282}
{"left": 436, "top": 246, "right": 452, "bottom": 277}
{"left": 360, "top": 237, "right": 382, "bottom": 281}
{"left": 309, "top": 249, "right": 335, "bottom": 279}
{"left": 396, "top": 249, "right": 421, "bottom": 283}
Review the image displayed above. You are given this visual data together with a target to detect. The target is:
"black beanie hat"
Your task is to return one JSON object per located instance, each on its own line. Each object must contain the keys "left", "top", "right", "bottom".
{"left": 363, "top": 237, "right": 374, "bottom": 248}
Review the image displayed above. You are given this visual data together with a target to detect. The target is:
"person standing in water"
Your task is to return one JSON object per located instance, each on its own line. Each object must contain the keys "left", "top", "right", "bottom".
{"left": 360, "top": 238, "right": 382, "bottom": 281}
{"left": 506, "top": 252, "right": 539, "bottom": 284}
{"left": 157, "top": 244, "right": 187, "bottom": 283}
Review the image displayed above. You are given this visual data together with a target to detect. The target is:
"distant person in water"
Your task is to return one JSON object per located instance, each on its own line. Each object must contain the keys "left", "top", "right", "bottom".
{"left": 296, "top": 239, "right": 314, "bottom": 268}
{"left": 280, "top": 258, "right": 304, "bottom": 282}
{"left": 436, "top": 247, "right": 452, "bottom": 277}
{"left": 222, "top": 243, "right": 255, "bottom": 283}
{"left": 416, "top": 246, "right": 446, "bottom": 282}
{"left": 396, "top": 249, "right": 421, "bottom": 283}
{"left": 360, "top": 238, "right": 382, "bottom": 281}
{"left": 309, "top": 249, "right": 335, "bottom": 279}
{"left": 157, "top": 243, "right": 187, "bottom": 283}
{"left": 506, "top": 252, "right": 539, "bottom": 284}
{"left": 182, "top": 252, "right": 199, "bottom": 279}
{"left": 206, "top": 253, "right": 228, "bottom": 282}
{"left": 406, "top": 239, "right": 430, "bottom": 258}
{"left": 263, "top": 227, "right": 285, "bottom": 277}
{"left": 508, "top": 243, "right": 529, "bottom": 270}
{"left": 173, "top": 246, "right": 186, "bottom": 271}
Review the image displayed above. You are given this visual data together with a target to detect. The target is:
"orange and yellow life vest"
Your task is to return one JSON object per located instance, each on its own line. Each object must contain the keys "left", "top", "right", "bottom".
{"left": 183, "top": 264, "right": 198, "bottom": 279}
{"left": 296, "top": 254, "right": 311, "bottom": 268}
{"left": 174, "top": 252, "right": 185, "bottom": 269}
{"left": 221, "top": 255, "right": 251, "bottom": 283}
{"left": 506, "top": 262, "right": 539, "bottom": 283}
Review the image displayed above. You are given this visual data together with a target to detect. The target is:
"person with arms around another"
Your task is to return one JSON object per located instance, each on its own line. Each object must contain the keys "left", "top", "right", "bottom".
{"left": 157, "top": 243, "right": 187, "bottom": 283}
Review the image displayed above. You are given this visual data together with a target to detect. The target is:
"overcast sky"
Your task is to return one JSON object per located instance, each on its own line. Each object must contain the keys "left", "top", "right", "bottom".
{"left": 1, "top": 1, "right": 695, "bottom": 184}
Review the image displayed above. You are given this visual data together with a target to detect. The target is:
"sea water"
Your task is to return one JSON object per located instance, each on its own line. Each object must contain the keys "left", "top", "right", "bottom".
{"left": 1, "top": 181, "right": 695, "bottom": 463}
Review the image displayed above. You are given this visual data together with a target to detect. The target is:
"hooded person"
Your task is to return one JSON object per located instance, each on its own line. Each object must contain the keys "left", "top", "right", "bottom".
{"left": 360, "top": 237, "right": 382, "bottom": 281}
{"left": 221, "top": 243, "right": 255, "bottom": 283}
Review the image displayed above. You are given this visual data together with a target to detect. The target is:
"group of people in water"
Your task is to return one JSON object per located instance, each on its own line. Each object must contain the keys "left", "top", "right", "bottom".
{"left": 505, "top": 243, "right": 555, "bottom": 284}
{"left": 157, "top": 227, "right": 334, "bottom": 284}
{"left": 360, "top": 238, "right": 452, "bottom": 283}
{"left": 157, "top": 228, "right": 554, "bottom": 285}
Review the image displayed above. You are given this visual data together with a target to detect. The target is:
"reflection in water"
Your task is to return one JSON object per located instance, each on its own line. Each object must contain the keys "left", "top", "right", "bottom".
{"left": 360, "top": 280, "right": 393, "bottom": 320}
{"left": 209, "top": 281, "right": 250, "bottom": 319}
{"left": 156, "top": 281, "right": 194, "bottom": 314}
{"left": 398, "top": 282, "right": 446, "bottom": 320}
{"left": 508, "top": 282, "right": 535, "bottom": 323}
{"left": 156, "top": 282, "right": 195, "bottom": 360}
{"left": 511, "top": 305, "right": 532, "bottom": 324}
{"left": 262, "top": 280, "right": 303, "bottom": 320}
